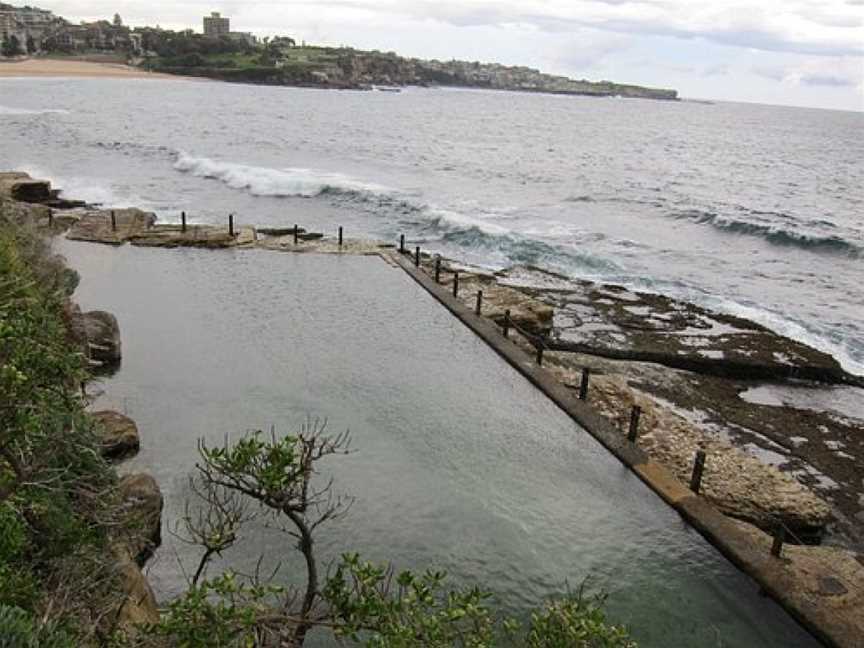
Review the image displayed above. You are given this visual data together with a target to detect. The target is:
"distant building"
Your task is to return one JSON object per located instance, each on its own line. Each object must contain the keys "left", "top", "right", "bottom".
{"left": 228, "top": 31, "right": 256, "bottom": 46}
{"left": 0, "top": 5, "right": 58, "bottom": 52}
{"left": 203, "top": 11, "right": 229, "bottom": 38}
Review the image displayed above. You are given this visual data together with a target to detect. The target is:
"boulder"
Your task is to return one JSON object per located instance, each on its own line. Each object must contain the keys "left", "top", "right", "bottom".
{"left": 117, "top": 473, "right": 163, "bottom": 566}
{"left": 113, "top": 548, "right": 160, "bottom": 633}
{"left": 0, "top": 171, "right": 52, "bottom": 203}
{"left": 92, "top": 410, "right": 140, "bottom": 459}
{"left": 81, "top": 310, "right": 122, "bottom": 366}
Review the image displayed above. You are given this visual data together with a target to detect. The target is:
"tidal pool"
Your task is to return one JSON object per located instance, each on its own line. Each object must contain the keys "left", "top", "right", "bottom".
{"left": 59, "top": 241, "right": 818, "bottom": 647}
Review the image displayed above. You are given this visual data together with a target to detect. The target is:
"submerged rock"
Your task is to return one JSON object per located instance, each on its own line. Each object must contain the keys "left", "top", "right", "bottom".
{"left": 92, "top": 410, "right": 140, "bottom": 459}
{"left": 117, "top": 473, "right": 163, "bottom": 566}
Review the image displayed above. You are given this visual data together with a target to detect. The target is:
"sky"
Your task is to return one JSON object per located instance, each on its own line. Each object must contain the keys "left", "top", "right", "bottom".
{"left": 40, "top": 0, "right": 864, "bottom": 111}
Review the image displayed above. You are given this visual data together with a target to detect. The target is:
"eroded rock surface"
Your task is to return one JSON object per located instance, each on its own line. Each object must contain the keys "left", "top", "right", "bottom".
{"left": 117, "top": 473, "right": 163, "bottom": 566}
{"left": 498, "top": 265, "right": 861, "bottom": 387}
{"left": 78, "top": 309, "right": 122, "bottom": 366}
{"left": 66, "top": 208, "right": 157, "bottom": 244}
{"left": 130, "top": 223, "right": 256, "bottom": 248}
{"left": 92, "top": 410, "right": 140, "bottom": 459}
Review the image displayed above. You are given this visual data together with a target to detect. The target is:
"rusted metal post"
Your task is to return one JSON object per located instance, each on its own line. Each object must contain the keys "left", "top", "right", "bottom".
{"left": 399, "top": 234, "right": 405, "bottom": 254}
{"left": 229, "top": 213, "right": 235, "bottom": 237}
{"left": 293, "top": 224, "right": 298, "bottom": 244}
{"left": 627, "top": 405, "right": 642, "bottom": 442}
{"left": 110, "top": 210, "right": 116, "bottom": 231}
{"left": 181, "top": 211, "right": 187, "bottom": 233}
{"left": 338, "top": 226, "right": 343, "bottom": 247}
{"left": 690, "top": 450, "right": 706, "bottom": 493}
{"left": 452, "top": 272, "right": 459, "bottom": 298}
{"left": 503, "top": 309, "right": 511, "bottom": 338}
{"left": 414, "top": 246, "right": 420, "bottom": 267}
{"left": 434, "top": 257, "right": 441, "bottom": 283}
{"left": 579, "top": 368, "right": 590, "bottom": 401}
{"left": 475, "top": 290, "right": 483, "bottom": 316}
{"left": 771, "top": 527, "right": 785, "bottom": 557}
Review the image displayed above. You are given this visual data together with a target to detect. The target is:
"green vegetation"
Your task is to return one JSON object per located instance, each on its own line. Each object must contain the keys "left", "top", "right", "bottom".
{"left": 1, "top": 33, "right": 23, "bottom": 57}
{"left": 0, "top": 210, "right": 124, "bottom": 644}
{"left": 132, "top": 424, "right": 637, "bottom": 647}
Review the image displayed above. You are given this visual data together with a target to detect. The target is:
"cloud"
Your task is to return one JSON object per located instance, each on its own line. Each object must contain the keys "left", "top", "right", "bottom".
{"left": 328, "top": 0, "right": 864, "bottom": 58}
{"left": 753, "top": 56, "right": 864, "bottom": 89}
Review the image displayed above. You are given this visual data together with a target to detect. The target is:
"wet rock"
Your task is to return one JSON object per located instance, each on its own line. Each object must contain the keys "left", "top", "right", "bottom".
{"left": 498, "top": 265, "right": 862, "bottom": 387}
{"left": 535, "top": 352, "right": 832, "bottom": 539}
{"left": 66, "top": 208, "right": 157, "bottom": 245}
{"left": 79, "top": 310, "right": 122, "bottom": 366}
{"left": 92, "top": 410, "right": 140, "bottom": 459}
{"left": 129, "top": 224, "right": 256, "bottom": 248}
{"left": 117, "top": 473, "right": 163, "bottom": 566}
{"left": 730, "top": 520, "right": 864, "bottom": 643}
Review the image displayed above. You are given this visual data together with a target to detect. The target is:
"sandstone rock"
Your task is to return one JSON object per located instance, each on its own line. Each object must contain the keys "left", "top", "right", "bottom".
{"left": 118, "top": 473, "right": 163, "bottom": 566}
{"left": 0, "top": 195, "right": 51, "bottom": 225}
{"left": 80, "top": 310, "right": 122, "bottom": 366}
{"left": 0, "top": 171, "right": 51, "bottom": 203}
{"left": 92, "top": 410, "right": 140, "bottom": 459}
{"left": 66, "top": 208, "right": 157, "bottom": 245}
{"left": 730, "top": 520, "right": 864, "bottom": 643}
{"left": 113, "top": 547, "right": 160, "bottom": 633}
{"left": 541, "top": 357, "right": 832, "bottom": 539}
{"left": 129, "top": 224, "right": 256, "bottom": 248}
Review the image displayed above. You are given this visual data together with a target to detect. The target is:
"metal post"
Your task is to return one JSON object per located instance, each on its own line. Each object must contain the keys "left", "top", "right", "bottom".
{"left": 181, "top": 211, "right": 187, "bottom": 233}
{"left": 579, "top": 368, "right": 590, "bottom": 401}
{"left": 452, "top": 272, "right": 459, "bottom": 298}
{"left": 434, "top": 257, "right": 441, "bottom": 283}
{"left": 475, "top": 290, "right": 483, "bottom": 316}
{"left": 400, "top": 234, "right": 405, "bottom": 254}
{"left": 771, "top": 527, "right": 785, "bottom": 557}
{"left": 110, "top": 210, "right": 116, "bottom": 231}
{"left": 627, "top": 405, "right": 642, "bottom": 442}
{"left": 48, "top": 211, "right": 53, "bottom": 228}
{"left": 229, "top": 213, "right": 235, "bottom": 237}
{"left": 338, "top": 226, "right": 343, "bottom": 247}
{"left": 503, "top": 309, "right": 511, "bottom": 338}
{"left": 414, "top": 246, "right": 420, "bottom": 267}
{"left": 690, "top": 450, "right": 706, "bottom": 493}
{"left": 293, "top": 224, "right": 298, "bottom": 244}
{"left": 536, "top": 345, "right": 544, "bottom": 366}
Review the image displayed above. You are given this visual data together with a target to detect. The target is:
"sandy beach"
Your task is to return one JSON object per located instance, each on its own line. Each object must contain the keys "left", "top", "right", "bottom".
{"left": 0, "top": 57, "right": 179, "bottom": 79}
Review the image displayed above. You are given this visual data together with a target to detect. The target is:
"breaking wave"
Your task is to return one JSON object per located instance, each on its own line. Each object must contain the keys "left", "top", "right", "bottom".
{"left": 672, "top": 209, "right": 861, "bottom": 257}
{"left": 173, "top": 152, "right": 392, "bottom": 198}
{"left": 0, "top": 105, "right": 70, "bottom": 115}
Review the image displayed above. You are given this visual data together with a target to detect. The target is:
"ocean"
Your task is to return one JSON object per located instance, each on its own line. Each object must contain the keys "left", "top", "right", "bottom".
{"left": 2, "top": 77, "right": 862, "bottom": 375}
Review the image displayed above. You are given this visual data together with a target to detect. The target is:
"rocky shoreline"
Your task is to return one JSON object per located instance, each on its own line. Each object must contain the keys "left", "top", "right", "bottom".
{"left": 2, "top": 170, "right": 862, "bottom": 644}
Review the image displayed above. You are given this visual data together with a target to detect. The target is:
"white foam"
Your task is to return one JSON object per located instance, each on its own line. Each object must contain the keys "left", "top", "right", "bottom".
{"left": 0, "top": 105, "right": 70, "bottom": 115}
{"left": 173, "top": 152, "right": 392, "bottom": 198}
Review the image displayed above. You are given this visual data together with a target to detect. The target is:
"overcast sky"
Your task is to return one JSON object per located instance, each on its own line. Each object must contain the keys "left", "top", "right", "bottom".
{"left": 43, "top": 0, "right": 864, "bottom": 111}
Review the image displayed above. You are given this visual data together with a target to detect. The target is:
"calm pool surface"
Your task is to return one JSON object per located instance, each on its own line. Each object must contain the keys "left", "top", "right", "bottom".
{"left": 60, "top": 241, "right": 818, "bottom": 647}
